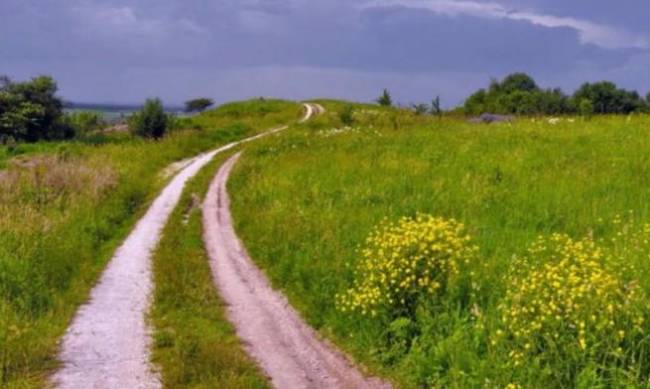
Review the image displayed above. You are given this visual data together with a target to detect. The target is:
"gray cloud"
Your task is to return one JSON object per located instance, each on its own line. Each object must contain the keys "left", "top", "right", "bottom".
{"left": 364, "top": 0, "right": 650, "bottom": 49}
{"left": 1, "top": 0, "right": 649, "bottom": 105}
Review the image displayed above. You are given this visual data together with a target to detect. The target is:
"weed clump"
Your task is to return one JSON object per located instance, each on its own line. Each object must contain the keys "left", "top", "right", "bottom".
{"left": 495, "top": 233, "right": 647, "bottom": 380}
{"left": 337, "top": 214, "right": 477, "bottom": 317}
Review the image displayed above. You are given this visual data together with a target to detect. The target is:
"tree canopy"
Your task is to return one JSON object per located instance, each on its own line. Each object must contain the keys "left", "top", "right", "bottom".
{"left": 377, "top": 89, "right": 393, "bottom": 107}
{"left": 184, "top": 98, "right": 214, "bottom": 113}
{"left": 464, "top": 73, "right": 647, "bottom": 116}
{"left": 0, "top": 75, "right": 69, "bottom": 142}
{"left": 129, "top": 98, "right": 168, "bottom": 139}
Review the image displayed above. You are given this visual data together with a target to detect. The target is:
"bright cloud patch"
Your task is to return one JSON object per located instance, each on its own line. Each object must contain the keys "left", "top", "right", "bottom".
{"left": 364, "top": 0, "right": 650, "bottom": 49}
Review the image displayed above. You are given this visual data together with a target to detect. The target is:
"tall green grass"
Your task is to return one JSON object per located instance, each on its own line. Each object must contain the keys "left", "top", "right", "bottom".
{"left": 229, "top": 104, "right": 650, "bottom": 387}
{"left": 0, "top": 99, "right": 300, "bottom": 388}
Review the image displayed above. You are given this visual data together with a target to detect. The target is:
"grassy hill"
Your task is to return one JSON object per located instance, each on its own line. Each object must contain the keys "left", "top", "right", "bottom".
{"left": 229, "top": 101, "right": 650, "bottom": 387}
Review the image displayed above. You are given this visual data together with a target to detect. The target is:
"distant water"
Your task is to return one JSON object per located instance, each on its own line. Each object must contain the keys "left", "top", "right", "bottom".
{"left": 64, "top": 104, "right": 186, "bottom": 124}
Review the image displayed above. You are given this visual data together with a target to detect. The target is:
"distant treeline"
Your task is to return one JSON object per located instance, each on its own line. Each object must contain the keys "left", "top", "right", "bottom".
{"left": 463, "top": 73, "right": 649, "bottom": 116}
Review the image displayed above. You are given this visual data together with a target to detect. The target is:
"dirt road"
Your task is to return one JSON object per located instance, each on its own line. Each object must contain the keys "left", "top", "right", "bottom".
{"left": 202, "top": 144, "right": 391, "bottom": 388}
{"left": 51, "top": 103, "right": 320, "bottom": 389}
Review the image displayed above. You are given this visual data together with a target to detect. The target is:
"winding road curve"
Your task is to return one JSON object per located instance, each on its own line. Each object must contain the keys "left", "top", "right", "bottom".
{"left": 202, "top": 106, "right": 391, "bottom": 388}
{"left": 51, "top": 103, "right": 321, "bottom": 389}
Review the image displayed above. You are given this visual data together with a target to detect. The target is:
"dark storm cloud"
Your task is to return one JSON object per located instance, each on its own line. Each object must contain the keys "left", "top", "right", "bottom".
{"left": 1, "top": 0, "right": 648, "bottom": 105}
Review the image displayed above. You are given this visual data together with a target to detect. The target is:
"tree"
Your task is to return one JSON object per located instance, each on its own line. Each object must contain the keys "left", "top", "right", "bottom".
{"left": 572, "top": 82, "right": 642, "bottom": 114}
{"left": 411, "top": 103, "right": 429, "bottom": 115}
{"left": 0, "top": 75, "right": 66, "bottom": 142}
{"left": 464, "top": 89, "right": 487, "bottom": 115}
{"left": 431, "top": 96, "right": 442, "bottom": 117}
{"left": 184, "top": 97, "right": 214, "bottom": 113}
{"left": 129, "top": 98, "right": 168, "bottom": 139}
{"left": 500, "top": 73, "right": 539, "bottom": 93}
{"left": 377, "top": 89, "right": 392, "bottom": 107}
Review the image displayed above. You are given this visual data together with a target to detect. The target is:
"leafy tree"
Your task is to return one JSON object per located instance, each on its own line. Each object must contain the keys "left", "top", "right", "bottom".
{"left": 184, "top": 97, "right": 214, "bottom": 113}
{"left": 572, "top": 82, "right": 642, "bottom": 114}
{"left": 0, "top": 75, "right": 66, "bottom": 142}
{"left": 431, "top": 96, "right": 442, "bottom": 117}
{"left": 377, "top": 89, "right": 393, "bottom": 107}
{"left": 464, "top": 89, "right": 488, "bottom": 115}
{"left": 500, "top": 73, "right": 539, "bottom": 93}
{"left": 129, "top": 98, "right": 168, "bottom": 139}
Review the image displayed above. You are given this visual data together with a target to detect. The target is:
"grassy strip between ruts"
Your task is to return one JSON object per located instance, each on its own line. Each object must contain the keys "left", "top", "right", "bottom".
{"left": 0, "top": 99, "right": 299, "bottom": 388}
{"left": 150, "top": 148, "right": 269, "bottom": 388}
{"left": 229, "top": 101, "right": 650, "bottom": 388}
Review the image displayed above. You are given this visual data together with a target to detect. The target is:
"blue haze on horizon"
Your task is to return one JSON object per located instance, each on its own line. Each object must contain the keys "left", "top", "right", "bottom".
{"left": 1, "top": 0, "right": 649, "bottom": 107}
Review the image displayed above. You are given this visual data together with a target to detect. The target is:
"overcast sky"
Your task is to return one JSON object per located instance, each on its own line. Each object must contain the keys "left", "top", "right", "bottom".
{"left": 2, "top": 0, "right": 649, "bottom": 106}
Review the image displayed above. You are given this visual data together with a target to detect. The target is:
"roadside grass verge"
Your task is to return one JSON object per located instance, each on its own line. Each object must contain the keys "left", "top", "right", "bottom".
{"left": 229, "top": 103, "right": 650, "bottom": 387}
{"left": 0, "top": 99, "right": 300, "bottom": 388}
{"left": 150, "top": 150, "right": 269, "bottom": 389}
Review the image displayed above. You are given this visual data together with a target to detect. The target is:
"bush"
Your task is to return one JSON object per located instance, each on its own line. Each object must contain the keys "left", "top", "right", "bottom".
{"left": 0, "top": 75, "right": 66, "bottom": 142}
{"left": 494, "top": 233, "right": 647, "bottom": 381}
{"left": 337, "top": 214, "right": 478, "bottom": 318}
{"left": 129, "top": 98, "right": 168, "bottom": 139}
{"left": 60, "top": 111, "right": 106, "bottom": 137}
{"left": 338, "top": 105, "right": 355, "bottom": 126}
{"left": 184, "top": 98, "right": 214, "bottom": 113}
{"left": 376, "top": 89, "right": 393, "bottom": 107}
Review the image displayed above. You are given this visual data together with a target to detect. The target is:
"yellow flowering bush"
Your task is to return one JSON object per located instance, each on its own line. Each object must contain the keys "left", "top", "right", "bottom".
{"left": 495, "top": 233, "right": 646, "bottom": 368}
{"left": 337, "top": 214, "right": 478, "bottom": 316}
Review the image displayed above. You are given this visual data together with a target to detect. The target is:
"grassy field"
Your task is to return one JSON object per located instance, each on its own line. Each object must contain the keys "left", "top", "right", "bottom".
{"left": 230, "top": 102, "right": 650, "bottom": 387}
{"left": 0, "top": 99, "right": 300, "bottom": 387}
{"left": 150, "top": 149, "right": 269, "bottom": 388}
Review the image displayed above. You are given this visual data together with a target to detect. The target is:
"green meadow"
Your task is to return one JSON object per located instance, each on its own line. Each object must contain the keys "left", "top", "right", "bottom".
{"left": 229, "top": 102, "right": 650, "bottom": 387}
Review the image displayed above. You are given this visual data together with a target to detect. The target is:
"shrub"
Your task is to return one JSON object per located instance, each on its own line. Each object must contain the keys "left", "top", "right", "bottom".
{"left": 60, "top": 111, "right": 106, "bottom": 137}
{"left": 337, "top": 214, "right": 478, "bottom": 318}
{"left": 338, "top": 105, "right": 355, "bottom": 126}
{"left": 129, "top": 98, "right": 168, "bottom": 139}
{"left": 411, "top": 103, "right": 429, "bottom": 116}
{"left": 377, "top": 89, "right": 393, "bottom": 107}
{"left": 494, "top": 233, "right": 647, "bottom": 380}
{"left": 0, "top": 75, "right": 66, "bottom": 142}
{"left": 184, "top": 98, "right": 214, "bottom": 113}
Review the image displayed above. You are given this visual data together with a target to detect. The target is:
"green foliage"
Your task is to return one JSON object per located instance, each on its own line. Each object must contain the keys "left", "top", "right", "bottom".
{"left": 339, "top": 105, "right": 355, "bottom": 126}
{"left": 230, "top": 102, "right": 650, "bottom": 388}
{"left": 579, "top": 99, "right": 594, "bottom": 118}
{"left": 411, "top": 103, "right": 429, "bottom": 116}
{"left": 184, "top": 97, "right": 214, "bottom": 113}
{"left": 61, "top": 111, "right": 106, "bottom": 137}
{"left": 572, "top": 81, "right": 643, "bottom": 114}
{"left": 0, "top": 75, "right": 67, "bottom": 142}
{"left": 463, "top": 73, "right": 645, "bottom": 116}
{"left": 464, "top": 73, "right": 570, "bottom": 115}
{"left": 499, "top": 72, "right": 539, "bottom": 93}
{"left": 377, "top": 89, "right": 393, "bottom": 107}
{"left": 129, "top": 98, "right": 168, "bottom": 139}
{"left": 431, "top": 96, "right": 442, "bottom": 117}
